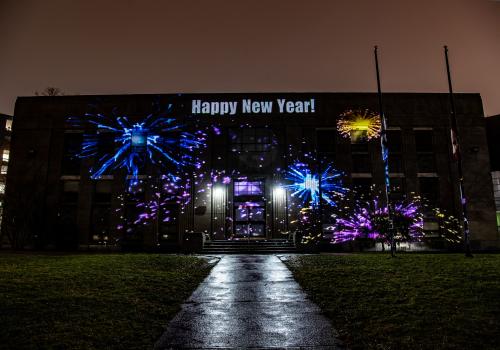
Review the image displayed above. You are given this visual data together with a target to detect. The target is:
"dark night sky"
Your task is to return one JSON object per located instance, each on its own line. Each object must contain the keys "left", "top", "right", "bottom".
{"left": 1, "top": 0, "right": 499, "bottom": 116}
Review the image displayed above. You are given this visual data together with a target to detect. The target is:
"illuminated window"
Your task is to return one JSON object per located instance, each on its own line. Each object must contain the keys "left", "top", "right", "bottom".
{"left": 0, "top": 165, "right": 7, "bottom": 174}
{"left": 2, "top": 150, "right": 9, "bottom": 162}
{"left": 0, "top": 182, "right": 5, "bottom": 194}
{"left": 5, "top": 119, "right": 12, "bottom": 131}
{"left": 234, "top": 180, "right": 264, "bottom": 196}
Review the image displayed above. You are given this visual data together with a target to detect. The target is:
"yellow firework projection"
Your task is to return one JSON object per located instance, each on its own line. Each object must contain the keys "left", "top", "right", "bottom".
{"left": 337, "top": 109, "right": 382, "bottom": 140}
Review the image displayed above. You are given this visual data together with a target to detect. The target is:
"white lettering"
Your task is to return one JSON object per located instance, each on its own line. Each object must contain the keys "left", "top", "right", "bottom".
{"left": 192, "top": 98, "right": 315, "bottom": 115}
{"left": 295, "top": 101, "right": 304, "bottom": 113}
{"left": 192, "top": 100, "right": 201, "bottom": 114}
{"left": 220, "top": 102, "right": 229, "bottom": 115}
{"left": 261, "top": 101, "right": 273, "bottom": 113}
{"left": 229, "top": 102, "right": 237, "bottom": 115}
{"left": 210, "top": 102, "right": 219, "bottom": 115}
{"left": 304, "top": 100, "right": 310, "bottom": 113}
{"left": 277, "top": 99, "right": 286, "bottom": 113}
{"left": 252, "top": 101, "right": 261, "bottom": 113}
{"left": 242, "top": 99, "right": 252, "bottom": 113}
{"left": 202, "top": 102, "right": 210, "bottom": 114}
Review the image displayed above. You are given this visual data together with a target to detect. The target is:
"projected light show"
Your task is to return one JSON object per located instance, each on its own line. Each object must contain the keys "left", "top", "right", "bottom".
{"left": 284, "top": 162, "right": 347, "bottom": 206}
{"left": 337, "top": 109, "right": 381, "bottom": 140}
{"left": 333, "top": 197, "right": 423, "bottom": 243}
{"left": 71, "top": 103, "right": 206, "bottom": 184}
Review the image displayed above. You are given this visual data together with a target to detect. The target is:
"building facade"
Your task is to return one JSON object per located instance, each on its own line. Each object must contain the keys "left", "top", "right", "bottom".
{"left": 2, "top": 93, "right": 498, "bottom": 250}
{"left": 0, "top": 113, "right": 12, "bottom": 229}
{"left": 486, "top": 115, "right": 500, "bottom": 234}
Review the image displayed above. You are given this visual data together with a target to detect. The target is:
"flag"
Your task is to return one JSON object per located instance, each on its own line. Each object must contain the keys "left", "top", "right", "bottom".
{"left": 450, "top": 128, "right": 460, "bottom": 161}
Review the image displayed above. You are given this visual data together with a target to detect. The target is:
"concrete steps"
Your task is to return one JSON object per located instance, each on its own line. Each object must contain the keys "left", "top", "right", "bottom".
{"left": 202, "top": 239, "right": 297, "bottom": 254}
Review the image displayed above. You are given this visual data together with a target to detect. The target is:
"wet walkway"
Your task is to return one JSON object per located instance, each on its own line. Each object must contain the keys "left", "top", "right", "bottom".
{"left": 154, "top": 255, "right": 342, "bottom": 349}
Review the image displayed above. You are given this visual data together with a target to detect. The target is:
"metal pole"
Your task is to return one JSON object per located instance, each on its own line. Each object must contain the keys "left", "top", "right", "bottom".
{"left": 444, "top": 46, "right": 473, "bottom": 258}
{"left": 374, "top": 46, "right": 395, "bottom": 257}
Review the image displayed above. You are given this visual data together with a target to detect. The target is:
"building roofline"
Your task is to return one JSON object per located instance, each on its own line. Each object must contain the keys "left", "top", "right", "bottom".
{"left": 14, "top": 91, "right": 483, "bottom": 102}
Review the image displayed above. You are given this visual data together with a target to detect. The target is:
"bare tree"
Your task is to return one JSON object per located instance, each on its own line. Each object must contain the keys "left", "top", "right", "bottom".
{"left": 35, "top": 87, "right": 64, "bottom": 96}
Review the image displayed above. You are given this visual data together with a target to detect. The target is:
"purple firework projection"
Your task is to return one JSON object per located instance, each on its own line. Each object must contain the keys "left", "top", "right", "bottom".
{"left": 134, "top": 174, "right": 196, "bottom": 225}
{"left": 132, "top": 169, "right": 241, "bottom": 228}
{"left": 333, "top": 197, "right": 423, "bottom": 243}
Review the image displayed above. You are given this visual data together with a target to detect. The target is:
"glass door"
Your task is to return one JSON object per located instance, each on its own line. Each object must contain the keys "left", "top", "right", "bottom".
{"left": 234, "top": 202, "right": 266, "bottom": 238}
{"left": 233, "top": 179, "right": 266, "bottom": 238}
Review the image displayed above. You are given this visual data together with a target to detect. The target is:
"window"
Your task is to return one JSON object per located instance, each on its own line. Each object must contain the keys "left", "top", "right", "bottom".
{"left": 5, "top": 119, "right": 12, "bottom": 131}
{"left": 352, "top": 177, "right": 372, "bottom": 198}
{"left": 230, "top": 128, "right": 272, "bottom": 152}
{"left": 419, "top": 177, "right": 439, "bottom": 205}
{"left": 0, "top": 182, "right": 5, "bottom": 194}
{"left": 234, "top": 180, "right": 264, "bottom": 196}
{"left": 387, "top": 130, "right": 403, "bottom": 173}
{"left": 351, "top": 141, "right": 371, "bottom": 173}
{"left": 2, "top": 150, "right": 9, "bottom": 162}
{"left": 389, "top": 177, "right": 405, "bottom": 200}
{"left": 90, "top": 205, "right": 111, "bottom": 243}
{"left": 316, "top": 129, "right": 336, "bottom": 153}
{"left": 62, "top": 133, "right": 83, "bottom": 175}
{"left": 91, "top": 181, "right": 113, "bottom": 244}
{"left": 0, "top": 165, "right": 7, "bottom": 174}
{"left": 96, "top": 133, "right": 117, "bottom": 176}
{"left": 94, "top": 181, "right": 112, "bottom": 203}
{"left": 415, "top": 130, "right": 435, "bottom": 172}
{"left": 62, "top": 180, "right": 79, "bottom": 203}
{"left": 159, "top": 204, "right": 179, "bottom": 242}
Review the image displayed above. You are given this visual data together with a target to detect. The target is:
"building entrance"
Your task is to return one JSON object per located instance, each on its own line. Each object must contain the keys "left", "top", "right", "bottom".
{"left": 233, "top": 179, "right": 266, "bottom": 238}
{"left": 234, "top": 201, "right": 266, "bottom": 238}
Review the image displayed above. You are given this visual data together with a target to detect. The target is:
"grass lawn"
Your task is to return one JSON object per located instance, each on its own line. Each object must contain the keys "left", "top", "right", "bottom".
{"left": 0, "top": 253, "right": 214, "bottom": 350}
{"left": 285, "top": 254, "right": 500, "bottom": 350}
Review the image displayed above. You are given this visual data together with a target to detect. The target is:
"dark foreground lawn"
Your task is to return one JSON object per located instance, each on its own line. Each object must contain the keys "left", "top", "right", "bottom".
{"left": 285, "top": 254, "right": 500, "bottom": 350}
{"left": 0, "top": 253, "right": 214, "bottom": 350}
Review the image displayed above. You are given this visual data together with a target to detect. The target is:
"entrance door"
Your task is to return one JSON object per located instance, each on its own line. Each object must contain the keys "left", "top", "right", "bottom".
{"left": 234, "top": 202, "right": 266, "bottom": 238}
{"left": 233, "top": 179, "right": 266, "bottom": 238}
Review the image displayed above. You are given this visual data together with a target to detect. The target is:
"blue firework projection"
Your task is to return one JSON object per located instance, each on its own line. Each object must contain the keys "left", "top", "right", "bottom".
{"left": 284, "top": 162, "right": 347, "bottom": 206}
{"left": 73, "top": 104, "right": 206, "bottom": 183}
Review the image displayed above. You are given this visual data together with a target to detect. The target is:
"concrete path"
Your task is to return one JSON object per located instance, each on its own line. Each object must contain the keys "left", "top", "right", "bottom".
{"left": 154, "top": 255, "right": 343, "bottom": 349}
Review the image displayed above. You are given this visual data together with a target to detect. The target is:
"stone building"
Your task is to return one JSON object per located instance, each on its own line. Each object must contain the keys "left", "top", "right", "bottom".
{"left": 486, "top": 115, "right": 500, "bottom": 234}
{"left": 2, "top": 93, "right": 498, "bottom": 250}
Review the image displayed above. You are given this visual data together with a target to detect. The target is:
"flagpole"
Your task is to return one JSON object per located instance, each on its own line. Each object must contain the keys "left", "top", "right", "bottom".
{"left": 374, "top": 46, "right": 395, "bottom": 257}
{"left": 444, "top": 46, "right": 473, "bottom": 258}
